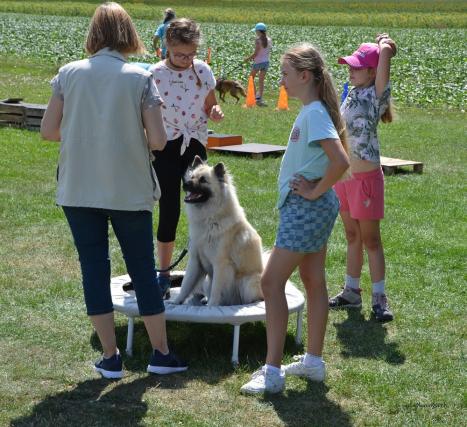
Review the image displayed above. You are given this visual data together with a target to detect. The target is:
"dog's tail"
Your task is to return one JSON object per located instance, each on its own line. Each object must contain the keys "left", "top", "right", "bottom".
{"left": 235, "top": 82, "right": 247, "bottom": 97}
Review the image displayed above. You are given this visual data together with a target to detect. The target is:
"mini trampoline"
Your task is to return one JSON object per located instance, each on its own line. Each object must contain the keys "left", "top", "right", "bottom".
{"left": 111, "top": 272, "right": 305, "bottom": 364}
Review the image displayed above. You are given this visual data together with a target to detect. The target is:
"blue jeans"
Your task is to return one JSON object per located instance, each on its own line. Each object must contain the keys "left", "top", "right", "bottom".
{"left": 62, "top": 207, "right": 165, "bottom": 316}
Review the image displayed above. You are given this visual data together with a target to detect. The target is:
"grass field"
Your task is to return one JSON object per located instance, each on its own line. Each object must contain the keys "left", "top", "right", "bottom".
{"left": 1, "top": 1, "right": 466, "bottom": 426}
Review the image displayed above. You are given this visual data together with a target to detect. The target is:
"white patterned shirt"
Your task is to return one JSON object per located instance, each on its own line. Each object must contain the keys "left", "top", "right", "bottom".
{"left": 150, "top": 59, "right": 216, "bottom": 154}
{"left": 341, "top": 83, "right": 391, "bottom": 163}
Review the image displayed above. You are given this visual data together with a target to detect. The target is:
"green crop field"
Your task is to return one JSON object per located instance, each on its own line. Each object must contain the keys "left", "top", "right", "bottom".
{"left": 1, "top": 13, "right": 466, "bottom": 108}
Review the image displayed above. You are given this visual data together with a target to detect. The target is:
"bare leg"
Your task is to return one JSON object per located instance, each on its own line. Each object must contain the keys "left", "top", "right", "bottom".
{"left": 90, "top": 312, "right": 117, "bottom": 358}
{"left": 157, "top": 240, "right": 175, "bottom": 274}
{"left": 360, "top": 219, "right": 385, "bottom": 283}
{"left": 263, "top": 247, "right": 303, "bottom": 368}
{"left": 143, "top": 313, "right": 169, "bottom": 354}
{"left": 340, "top": 211, "right": 364, "bottom": 278}
{"left": 249, "top": 69, "right": 258, "bottom": 97}
{"left": 299, "top": 247, "right": 328, "bottom": 356}
{"left": 258, "top": 69, "right": 267, "bottom": 99}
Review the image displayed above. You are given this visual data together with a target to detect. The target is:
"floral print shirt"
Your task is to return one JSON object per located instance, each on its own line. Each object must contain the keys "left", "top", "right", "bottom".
{"left": 150, "top": 59, "right": 216, "bottom": 154}
{"left": 341, "top": 82, "right": 391, "bottom": 163}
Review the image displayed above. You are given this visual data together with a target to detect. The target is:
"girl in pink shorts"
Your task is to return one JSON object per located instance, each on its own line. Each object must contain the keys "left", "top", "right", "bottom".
{"left": 329, "top": 34, "right": 397, "bottom": 322}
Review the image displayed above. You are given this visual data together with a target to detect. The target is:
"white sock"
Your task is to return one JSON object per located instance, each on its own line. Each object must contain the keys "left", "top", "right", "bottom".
{"left": 265, "top": 364, "right": 282, "bottom": 375}
{"left": 303, "top": 353, "right": 323, "bottom": 367}
{"left": 372, "top": 279, "right": 385, "bottom": 294}
{"left": 345, "top": 274, "right": 360, "bottom": 290}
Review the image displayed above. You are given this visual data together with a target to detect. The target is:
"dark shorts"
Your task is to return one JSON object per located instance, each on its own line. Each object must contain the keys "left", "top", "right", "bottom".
{"left": 252, "top": 61, "right": 269, "bottom": 71}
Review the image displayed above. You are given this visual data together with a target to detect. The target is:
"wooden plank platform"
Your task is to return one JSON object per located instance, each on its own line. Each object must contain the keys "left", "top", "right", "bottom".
{"left": 207, "top": 133, "right": 242, "bottom": 148}
{"left": 0, "top": 100, "right": 46, "bottom": 130}
{"left": 380, "top": 156, "right": 423, "bottom": 175}
{"left": 208, "top": 143, "right": 286, "bottom": 159}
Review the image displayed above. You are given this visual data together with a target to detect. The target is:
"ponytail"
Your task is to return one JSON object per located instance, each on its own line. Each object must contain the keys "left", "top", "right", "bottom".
{"left": 283, "top": 43, "right": 348, "bottom": 155}
{"left": 381, "top": 100, "right": 394, "bottom": 123}
{"left": 258, "top": 31, "right": 268, "bottom": 48}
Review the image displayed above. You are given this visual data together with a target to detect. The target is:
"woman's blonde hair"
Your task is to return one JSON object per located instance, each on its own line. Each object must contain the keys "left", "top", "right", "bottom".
{"left": 282, "top": 43, "right": 348, "bottom": 153}
{"left": 85, "top": 2, "right": 145, "bottom": 55}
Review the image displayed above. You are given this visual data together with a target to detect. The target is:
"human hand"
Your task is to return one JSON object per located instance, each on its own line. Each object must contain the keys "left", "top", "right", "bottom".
{"left": 209, "top": 105, "right": 224, "bottom": 122}
{"left": 156, "top": 48, "right": 162, "bottom": 58}
{"left": 376, "top": 33, "right": 397, "bottom": 57}
{"left": 289, "top": 174, "right": 319, "bottom": 200}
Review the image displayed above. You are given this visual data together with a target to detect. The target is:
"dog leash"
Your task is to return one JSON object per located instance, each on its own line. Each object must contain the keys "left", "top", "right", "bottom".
{"left": 155, "top": 247, "right": 189, "bottom": 273}
{"left": 122, "top": 246, "right": 189, "bottom": 293}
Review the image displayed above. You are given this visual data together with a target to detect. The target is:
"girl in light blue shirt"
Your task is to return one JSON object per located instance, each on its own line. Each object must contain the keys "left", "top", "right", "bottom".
{"left": 241, "top": 43, "right": 349, "bottom": 395}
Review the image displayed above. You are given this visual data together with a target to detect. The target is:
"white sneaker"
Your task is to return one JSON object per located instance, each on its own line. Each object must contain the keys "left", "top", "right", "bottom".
{"left": 283, "top": 355, "right": 325, "bottom": 382}
{"left": 240, "top": 366, "right": 285, "bottom": 394}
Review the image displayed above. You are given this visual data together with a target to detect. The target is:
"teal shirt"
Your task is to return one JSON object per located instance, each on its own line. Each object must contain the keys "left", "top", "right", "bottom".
{"left": 277, "top": 101, "right": 339, "bottom": 208}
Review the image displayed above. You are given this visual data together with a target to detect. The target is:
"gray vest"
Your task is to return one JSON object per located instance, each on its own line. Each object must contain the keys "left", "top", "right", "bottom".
{"left": 56, "top": 48, "right": 160, "bottom": 211}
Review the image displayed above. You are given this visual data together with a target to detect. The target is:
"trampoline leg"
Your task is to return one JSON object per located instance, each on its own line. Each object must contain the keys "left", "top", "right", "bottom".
{"left": 126, "top": 317, "right": 134, "bottom": 357}
{"left": 295, "top": 310, "right": 303, "bottom": 345}
{"left": 232, "top": 325, "right": 240, "bottom": 366}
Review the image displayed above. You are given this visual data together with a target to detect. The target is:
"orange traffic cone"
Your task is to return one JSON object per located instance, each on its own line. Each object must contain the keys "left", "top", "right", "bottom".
{"left": 205, "top": 47, "right": 212, "bottom": 64}
{"left": 243, "top": 76, "right": 256, "bottom": 108}
{"left": 275, "top": 85, "right": 289, "bottom": 111}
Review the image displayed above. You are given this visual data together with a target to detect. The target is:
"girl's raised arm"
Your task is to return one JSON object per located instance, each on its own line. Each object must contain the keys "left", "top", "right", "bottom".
{"left": 375, "top": 33, "right": 397, "bottom": 98}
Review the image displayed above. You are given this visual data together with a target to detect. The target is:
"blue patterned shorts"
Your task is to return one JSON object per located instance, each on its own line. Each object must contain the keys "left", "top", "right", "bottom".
{"left": 275, "top": 190, "right": 340, "bottom": 253}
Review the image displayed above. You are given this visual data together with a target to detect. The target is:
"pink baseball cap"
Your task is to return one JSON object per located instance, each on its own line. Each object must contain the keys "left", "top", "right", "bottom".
{"left": 338, "top": 43, "right": 380, "bottom": 68}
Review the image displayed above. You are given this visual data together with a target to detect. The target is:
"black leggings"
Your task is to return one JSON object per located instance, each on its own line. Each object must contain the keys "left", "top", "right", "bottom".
{"left": 152, "top": 136, "right": 207, "bottom": 242}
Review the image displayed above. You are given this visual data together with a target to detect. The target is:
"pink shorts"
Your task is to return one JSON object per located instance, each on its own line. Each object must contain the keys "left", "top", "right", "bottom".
{"left": 334, "top": 168, "right": 384, "bottom": 220}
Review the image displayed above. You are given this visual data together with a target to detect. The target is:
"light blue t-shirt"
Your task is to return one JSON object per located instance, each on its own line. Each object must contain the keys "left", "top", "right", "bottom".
{"left": 277, "top": 100, "right": 339, "bottom": 208}
{"left": 154, "top": 23, "right": 169, "bottom": 57}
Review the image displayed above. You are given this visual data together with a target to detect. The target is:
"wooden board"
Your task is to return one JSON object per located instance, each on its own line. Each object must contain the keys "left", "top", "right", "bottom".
{"left": 0, "top": 101, "right": 46, "bottom": 130}
{"left": 380, "top": 156, "right": 424, "bottom": 174}
{"left": 208, "top": 143, "right": 286, "bottom": 159}
{"left": 207, "top": 133, "right": 242, "bottom": 148}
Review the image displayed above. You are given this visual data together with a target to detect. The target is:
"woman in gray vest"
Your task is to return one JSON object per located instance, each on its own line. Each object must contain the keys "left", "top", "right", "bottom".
{"left": 41, "top": 2, "right": 188, "bottom": 379}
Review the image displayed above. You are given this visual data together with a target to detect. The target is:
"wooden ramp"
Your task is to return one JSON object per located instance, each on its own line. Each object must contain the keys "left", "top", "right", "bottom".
{"left": 208, "top": 143, "right": 286, "bottom": 159}
{"left": 0, "top": 99, "right": 46, "bottom": 131}
{"left": 380, "top": 156, "right": 423, "bottom": 175}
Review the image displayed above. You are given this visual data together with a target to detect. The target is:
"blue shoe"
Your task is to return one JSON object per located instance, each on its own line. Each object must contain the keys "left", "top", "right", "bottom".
{"left": 94, "top": 351, "right": 124, "bottom": 379}
{"left": 157, "top": 274, "right": 171, "bottom": 299}
{"left": 147, "top": 350, "right": 188, "bottom": 375}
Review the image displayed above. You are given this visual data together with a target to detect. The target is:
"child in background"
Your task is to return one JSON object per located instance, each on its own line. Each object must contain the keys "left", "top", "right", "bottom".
{"left": 152, "top": 8, "right": 176, "bottom": 59}
{"left": 245, "top": 22, "right": 272, "bottom": 106}
{"left": 329, "top": 34, "right": 397, "bottom": 322}
{"left": 150, "top": 18, "right": 224, "bottom": 293}
{"left": 241, "top": 43, "right": 349, "bottom": 394}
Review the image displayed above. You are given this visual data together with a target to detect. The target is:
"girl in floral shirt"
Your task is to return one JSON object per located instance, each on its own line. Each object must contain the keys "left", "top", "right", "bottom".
{"left": 150, "top": 18, "right": 224, "bottom": 291}
{"left": 329, "top": 34, "right": 397, "bottom": 322}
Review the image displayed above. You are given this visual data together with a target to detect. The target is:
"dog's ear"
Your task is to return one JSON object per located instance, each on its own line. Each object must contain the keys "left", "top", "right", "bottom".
{"left": 214, "top": 162, "right": 226, "bottom": 181}
{"left": 192, "top": 155, "right": 204, "bottom": 169}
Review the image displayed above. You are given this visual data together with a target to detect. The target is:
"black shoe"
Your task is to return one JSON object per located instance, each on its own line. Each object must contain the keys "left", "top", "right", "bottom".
{"left": 372, "top": 293, "right": 394, "bottom": 322}
{"left": 157, "top": 275, "right": 171, "bottom": 299}
{"left": 329, "top": 287, "right": 362, "bottom": 309}
{"left": 147, "top": 350, "right": 188, "bottom": 375}
{"left": 94, "top": 351, "right": 124, "bottom": 379}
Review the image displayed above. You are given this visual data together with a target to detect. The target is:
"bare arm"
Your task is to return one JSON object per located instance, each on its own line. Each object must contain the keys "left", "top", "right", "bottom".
{"left": 204, "top": 89, "right": 224, "bottom": 122}
{"left": 40, "top": 95, "right": 63, "bottom": 141}
{"left": 375, "top": 33, "right": 397, "bottom": 98}
{"left": 292, "top": 138, "right": 349, "bottom": 200}
{"left": 142, "top": 105, "right": 167, "bottom": 151}
{"left": 245, "top": 39, "right": 261, "bottom": 61}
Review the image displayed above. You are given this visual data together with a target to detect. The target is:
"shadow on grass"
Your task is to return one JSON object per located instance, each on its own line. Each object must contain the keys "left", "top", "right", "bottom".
{"left": 10, "top": 376, "right": 162, "bottom": 427}
{"left": 91, "top": 320, "right": 302, "bottom": 377}
{"left": 333, "top": 309, "right": 405, "bottom": 365}
{"left": 265, "top": 382, "right": 352, "bottom": 427}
